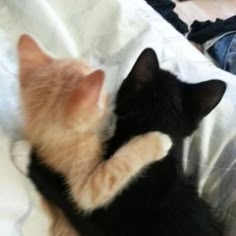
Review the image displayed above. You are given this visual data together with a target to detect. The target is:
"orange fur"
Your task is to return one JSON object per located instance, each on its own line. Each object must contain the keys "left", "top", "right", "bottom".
{"left": 41, "top": 198, "right": 79, "bottom": 236}
{"left": 18, "top": 34, "right": 172, "bottom": 235}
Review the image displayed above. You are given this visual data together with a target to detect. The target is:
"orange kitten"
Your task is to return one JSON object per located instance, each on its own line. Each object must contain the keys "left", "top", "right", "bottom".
{"left": 17, "top": 35, "right": 172, "bottom": 235}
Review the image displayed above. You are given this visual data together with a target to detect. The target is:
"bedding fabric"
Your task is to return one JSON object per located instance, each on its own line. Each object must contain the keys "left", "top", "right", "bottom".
{"left": 0, "top": 0, "right": 235, "bottom": 236}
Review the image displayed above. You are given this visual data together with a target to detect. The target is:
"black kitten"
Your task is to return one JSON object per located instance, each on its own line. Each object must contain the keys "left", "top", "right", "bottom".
{"left": 30, "top": 49, "right": 226, "bottom": 236}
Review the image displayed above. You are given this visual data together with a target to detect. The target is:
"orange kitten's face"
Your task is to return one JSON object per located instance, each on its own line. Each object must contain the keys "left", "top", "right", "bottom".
{"left": 17, "top": 35, "right": 107, "bottom": 144}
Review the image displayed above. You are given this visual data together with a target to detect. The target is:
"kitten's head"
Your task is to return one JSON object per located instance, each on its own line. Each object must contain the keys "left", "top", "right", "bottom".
{"left": 18, "top": 34, "right": 107, "bottom": 144}
{"left": 116, "top": 49, "right": 226, "bottom": 138}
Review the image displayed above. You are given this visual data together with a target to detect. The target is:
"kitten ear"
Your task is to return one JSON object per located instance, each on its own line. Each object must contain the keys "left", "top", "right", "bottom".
{"left": 18, "top": 34, "right": 51, "bottom": 75}
{"left": 128, "top": 48, "right": 159, "bottom": 89}
{"left": 187, "top": 80, "right": 226, "bottom": 118}
{"left": 66, "top": 69, "right": 105, "bottom": 115}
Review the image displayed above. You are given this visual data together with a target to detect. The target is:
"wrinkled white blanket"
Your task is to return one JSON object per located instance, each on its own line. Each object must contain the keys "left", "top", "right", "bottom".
{"left": 0, "top": 0, "right": 235, "bottom": 236}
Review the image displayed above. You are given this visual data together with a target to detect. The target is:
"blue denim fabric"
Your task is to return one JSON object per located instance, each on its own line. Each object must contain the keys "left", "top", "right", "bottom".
{"left": 208, "top": 32, "right": 236, "bottom": 75}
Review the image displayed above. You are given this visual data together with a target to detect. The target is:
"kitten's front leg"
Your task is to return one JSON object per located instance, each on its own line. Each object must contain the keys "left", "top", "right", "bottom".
{"left": 42, "top": 198, "right": 79, "bottom": 236}
{"left": 69, "top": 132, "right": 172, "bottom": 212}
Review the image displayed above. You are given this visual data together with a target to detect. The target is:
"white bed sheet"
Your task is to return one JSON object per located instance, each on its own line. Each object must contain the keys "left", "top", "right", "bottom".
{"left": 0, "top": 0, "right": 235, "bottom": 235}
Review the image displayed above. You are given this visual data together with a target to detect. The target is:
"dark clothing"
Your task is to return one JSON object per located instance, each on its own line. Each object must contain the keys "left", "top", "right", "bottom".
{"left": 188, "top": 16, "right": 236, "bottom": 44}
{"left": 208, "top": 32, "right": 236, "bottom": 75}
{"left": 188, "top": 16, "right": 236, "bottom": 75}
{"left": 145, "top": 0, "right": 188, "bottom": 34}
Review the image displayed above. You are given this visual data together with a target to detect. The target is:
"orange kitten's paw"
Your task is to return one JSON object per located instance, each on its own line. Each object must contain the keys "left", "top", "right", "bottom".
{"left": 142, "top": 131, "right": 172, "bottom": 161}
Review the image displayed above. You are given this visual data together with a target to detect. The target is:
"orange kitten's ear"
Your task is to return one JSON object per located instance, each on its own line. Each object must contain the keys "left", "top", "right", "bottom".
{"left": 18, "top": 34, "right": 51, "bottom": 75}
{"left": 66, "top": 69, "right": 105, "bottom": 116}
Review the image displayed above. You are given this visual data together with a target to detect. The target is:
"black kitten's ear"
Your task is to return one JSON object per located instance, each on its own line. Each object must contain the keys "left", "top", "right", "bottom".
{"left": 187, "top": 80, "right": 226, "bottom": 118}
{"left": 128, "top": 48, "right": 159, "bottom": 89}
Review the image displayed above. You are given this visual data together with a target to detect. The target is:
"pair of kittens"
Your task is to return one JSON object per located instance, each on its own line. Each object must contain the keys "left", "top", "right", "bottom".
{"left": 17, "top": 34, "right": 226, "bottom": 236}
{"left": 18, "top": 34, "right": 171, "bottom": 235}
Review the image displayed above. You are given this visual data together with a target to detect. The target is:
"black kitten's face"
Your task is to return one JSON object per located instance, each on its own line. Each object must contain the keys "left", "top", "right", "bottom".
{"left": 115, "top": 49, "right": 226, "bottom": 138}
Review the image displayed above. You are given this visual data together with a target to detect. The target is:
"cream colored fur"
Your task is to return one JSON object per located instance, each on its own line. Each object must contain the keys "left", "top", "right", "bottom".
{"left": 17, "top": 34, "right": 172, "bottom": 235}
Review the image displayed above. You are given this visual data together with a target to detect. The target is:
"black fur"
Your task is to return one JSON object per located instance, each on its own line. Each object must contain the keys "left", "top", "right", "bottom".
{"left": 29, "top": 49, "right": 226, "bottom": 236}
